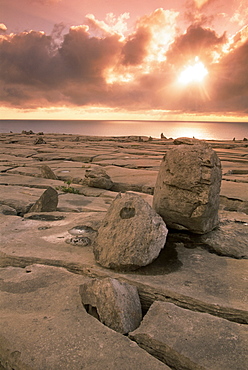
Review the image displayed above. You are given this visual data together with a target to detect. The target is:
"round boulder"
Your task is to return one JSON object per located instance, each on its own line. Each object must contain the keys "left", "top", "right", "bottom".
{"left": 93, "top": 192, "right": 168, "bottom": 271}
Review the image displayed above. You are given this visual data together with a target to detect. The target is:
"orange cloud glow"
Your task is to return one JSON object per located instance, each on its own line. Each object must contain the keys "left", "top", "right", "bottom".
{"left": 0, "top": 1, "right": 248, "bottom": 119}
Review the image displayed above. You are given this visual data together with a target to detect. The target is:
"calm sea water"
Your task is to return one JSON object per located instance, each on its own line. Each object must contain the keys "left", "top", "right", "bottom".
{"left": 0, "top": 120, "right": 247, "bottom": 140}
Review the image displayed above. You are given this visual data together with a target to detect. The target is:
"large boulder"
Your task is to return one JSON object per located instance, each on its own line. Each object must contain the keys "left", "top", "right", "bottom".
{"left": 93, "top": 192, "right": 168, "bottom": 270}
{"left": 79, "top": 278, "right": 142, "bottom": 334}
{"left": 29, "top": 186, "right": 58, "bottom": 213}
{"left": 153, "top": 142, "right": 222, "bottom": 234}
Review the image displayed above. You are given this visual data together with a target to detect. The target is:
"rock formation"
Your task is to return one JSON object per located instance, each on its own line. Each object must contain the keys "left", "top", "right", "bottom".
{"left": 153, "top": 142, "right": 222, "bottom": 234}
{"left": 29, "top": 186, "right": 58, "bottom": 213}
{"left": 84, "top": 167, "right": 113, "bottom": 189}
{"left": 79, "top": 278, "right": 142, "bottom": 334}
{"left": 40, "top": 164, "right": 57, "bottom": 180}
{"left": 93, "top": 192, "right": 168, "bottom": 270}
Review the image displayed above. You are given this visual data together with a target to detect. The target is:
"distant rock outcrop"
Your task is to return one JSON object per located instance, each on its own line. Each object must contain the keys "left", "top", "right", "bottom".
{"left": 93, "top": 192, "right": 168, "bottom": 270}
{"left": 84, "top": 167, "right": 113, "bottom": 190}
{"left": 29, "top": 186, "right": 58, "bottom": 213}
{"left": 79, "top": 278, "right": 142, "bottom": 334}
{"left": 153, "top": 142, "right": 222, "bottom": 234}
{"left": 34, "top": 136, "right": 46, "bottom": 145}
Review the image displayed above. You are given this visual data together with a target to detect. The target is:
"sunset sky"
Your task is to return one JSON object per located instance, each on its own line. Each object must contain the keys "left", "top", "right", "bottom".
{"left": 1, "top": 0, "right": 248, "bottom": 121}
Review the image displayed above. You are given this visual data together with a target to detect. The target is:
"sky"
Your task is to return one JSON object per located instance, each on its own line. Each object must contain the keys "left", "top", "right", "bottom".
{"left": 0, "top": 0, "right": 248, "bottom": 121}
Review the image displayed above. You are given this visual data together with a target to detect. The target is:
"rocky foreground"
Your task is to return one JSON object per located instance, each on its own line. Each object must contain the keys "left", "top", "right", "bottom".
{"left": 0, "top": 132, "right": 247, "bottom": 369}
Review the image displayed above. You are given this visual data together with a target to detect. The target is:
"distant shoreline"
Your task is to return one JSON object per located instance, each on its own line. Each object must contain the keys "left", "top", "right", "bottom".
{"left": 1, "top": 120, "right": 247, "bottom": 140}
{"left": 1, "top": 131, "right": 248, "bottom": 145}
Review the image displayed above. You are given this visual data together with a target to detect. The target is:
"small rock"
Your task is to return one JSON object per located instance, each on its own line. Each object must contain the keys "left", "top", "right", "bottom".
{"left": 66, "top": 236, "right": 91, "bottom": 246}
{"left": 93, "top": 192, "right": 168, "bottom": 270}
{"left": 29, "top": 187, "right": 58, "bottom": 213}
{"left": 153, "top": 142, "right": 222, "bottom": 234}
{"left": 79, "top": 278, "right": 142, "bottom": 334}
{"left": 34, "top": 136, "right": 46, "bottom": 145}
{"left": 40, "top": 165, "right": 57, "bottom": 180}
{"left": 22, "top": 130, "right": 34, "bottom": 135}
{"left": 173, "top": 137, "right": 202, "bottom": 145}
{"left": 0, "top": 204, "right": 17, "bottom": 215}
{"left": 84, "top": 167, "right": 113, "bottom": 190}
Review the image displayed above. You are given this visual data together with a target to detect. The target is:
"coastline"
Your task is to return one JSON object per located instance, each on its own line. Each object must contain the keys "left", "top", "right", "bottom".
{"left": 1, "top": 119, "right": 247, "bottom": 140}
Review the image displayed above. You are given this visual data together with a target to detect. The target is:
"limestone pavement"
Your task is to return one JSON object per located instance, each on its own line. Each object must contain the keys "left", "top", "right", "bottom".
{"left": 0, "top": 132, "right": 247, "bottom": 369}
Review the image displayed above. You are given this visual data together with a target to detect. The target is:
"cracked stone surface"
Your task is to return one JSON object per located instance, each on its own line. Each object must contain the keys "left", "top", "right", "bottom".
{"left": 0, "top": 133, "right": 247, "bottom": 369}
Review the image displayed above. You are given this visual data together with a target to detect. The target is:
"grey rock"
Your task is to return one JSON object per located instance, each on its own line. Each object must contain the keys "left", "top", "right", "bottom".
{"left": 34, "top": 136, "right": 46, "bottom": 144}
{"left": 153, "top": 143, "right": 222, "bottom": 234}
{"left": 40, "top": 165, "right": 57, "bottom": 180}
{"left": 129, "top": 301, "right": 248, "bottom": 370}
{"left": 166, "top": 210, "right": 248, "bottom": 260}
{"left": 200, "top": 219, "right": 248, "bottom": 259}
{"left": 79, "top": 277, "right": 142, "bottom": 334}
{"left": 173, "top": 137, "right": 202, "bottom": 145}
{"left": 84, "top": 167, "right": 113, "bottom": 189}
{"left": 67, "top": 225, "right": 97, "bottom": 246}
{"left": 66, "top": 236, "right": 91, "bottom": 246}
{"left": 93, "top": 192, "right": 168, "bottom": 270}
{"left": 0, "top": 204, "right": 17, "bottom": 215}
{"left": 29, "top": 186, "right": 58, "bottom": 213}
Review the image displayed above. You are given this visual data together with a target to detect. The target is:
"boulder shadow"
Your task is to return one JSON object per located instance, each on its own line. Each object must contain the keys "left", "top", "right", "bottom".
{"left": 127, "top": 232, "right": 183, "bottom": 276}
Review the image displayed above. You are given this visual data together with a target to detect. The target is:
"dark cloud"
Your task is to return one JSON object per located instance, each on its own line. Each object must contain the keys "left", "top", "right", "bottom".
{"left": 208, "top": 40, "right": 248, "bottom": 112}
{"left": 0, "top": 9, "right": 247, "bottom": 115}
{"left": 166, "top": 25, "right": 226, "bottom": 66}
{"left": 121, "top": 27, "right": 151, "bottom": 65}
{"left": 59, "top": 26, "right": 122, "bottom": 81}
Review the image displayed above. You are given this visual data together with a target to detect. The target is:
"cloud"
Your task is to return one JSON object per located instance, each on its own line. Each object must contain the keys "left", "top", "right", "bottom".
{"left": 208, "top": 38, "right": 248, "bottom": 112}
{"left": 230, "top": 2, "right": 248, "bottom": 27}
{"left": 0, "top": 24, "right": 7, "bottom": 33}
{"left": 166, "top": 25, "right": 226, "bottom": 66}
{"left": 193, "top": 0, "right": 215, "bottom": 9}
{"left": 0, "top": 8, "right": 247, "bottom": 116}
{"left": 121, "top": 27, "right": 151, "bottom": 65}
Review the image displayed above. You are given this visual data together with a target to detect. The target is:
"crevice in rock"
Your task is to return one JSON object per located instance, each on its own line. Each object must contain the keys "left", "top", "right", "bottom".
{"left": 1, "top": 255, "right": 247, "bottom": 325}
{"left": 84, "top": 304, "right": 100, "bottom": 321}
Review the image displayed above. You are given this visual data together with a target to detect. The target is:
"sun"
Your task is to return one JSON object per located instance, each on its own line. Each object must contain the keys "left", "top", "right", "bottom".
{"left": 178, "top": 57, "right": 208, "bottom": 85}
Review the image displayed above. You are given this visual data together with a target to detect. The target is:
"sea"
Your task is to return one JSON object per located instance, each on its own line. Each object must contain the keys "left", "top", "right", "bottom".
{"left": 0, "top": 120, "right": 247, "bottom": 141}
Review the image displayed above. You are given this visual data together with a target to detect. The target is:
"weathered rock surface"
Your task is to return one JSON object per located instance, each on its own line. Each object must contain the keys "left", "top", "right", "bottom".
{"left": 83, "top": 167, "right": 113, "bottom": 189}
{"left": 173, "top": 137, "right": 202, "bottom": 145}
{"left": 93, "top": 192, "right": 168, "bottom": 270}
{"left": 79, "top": 277, "right": 142, "bottom": 334}
{"left": 29, "top": 186, "right": 58, "bottom": 213}
{"left": 40, "top": 164, "right": 57, "bottom": 179}
{"left": 129, "top": 301, "right": 248, "bottom": 370}
{"left": 0, "top": 265, "right": 168, "bottom": 370}
{"left": 153, "top": 143, "right": 222, "bottom": 234}
{"left": 166, "top": 210, "right": 248, "bottom": 259}
{"left": 0, "top": 204, "right": 17, "bottom": 215}
{"left": 0, "top": 133, "right": 247, "bottom": 369}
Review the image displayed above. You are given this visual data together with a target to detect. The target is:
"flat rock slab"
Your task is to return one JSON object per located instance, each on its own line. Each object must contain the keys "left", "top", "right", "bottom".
{"left": 129, "top": 301, "right": 248, "bottom": 370}
{"left": 0, "top": 264, "right": 168, "bottom": 370}
{"left": 0, "top": 185, "right": 44, "bottom": 214}
{"left": 221, "top": 180, "right": 248, "bottom": 202}
{"left": 0, "top": 173, "right": 62, "bottom": 189}
{"left": 57, "top": 193, "right": 114, "bottom": 213}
